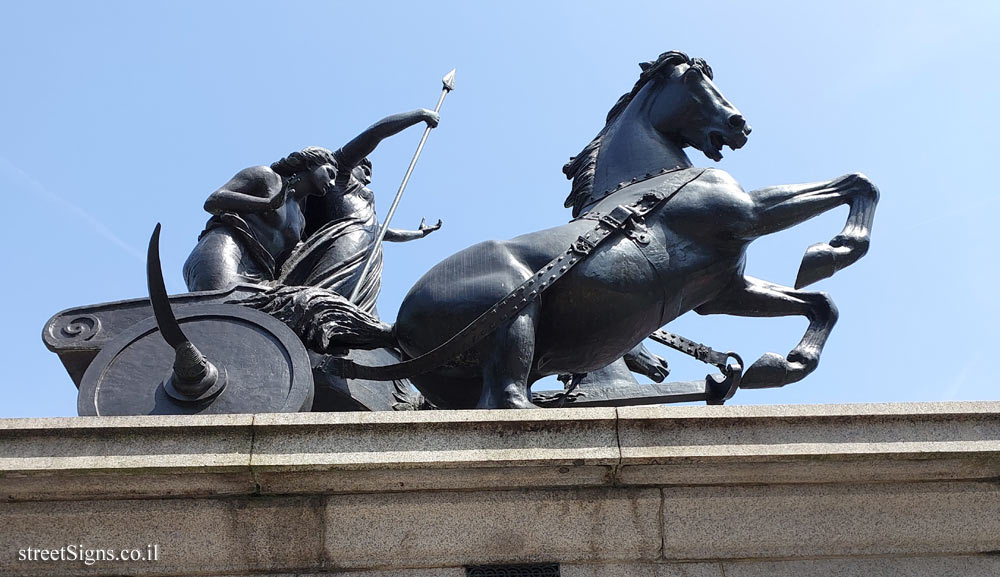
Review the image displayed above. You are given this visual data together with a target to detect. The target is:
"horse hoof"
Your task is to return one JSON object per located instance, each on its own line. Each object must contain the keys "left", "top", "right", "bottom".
{"left": 740, "top": 352, "right": 789, "bottom": 389}
{"left": 638, "top": 356, "right": 670, "bottom": 382}
{"left": 787, "top": 348, "right": 820, "bottom": 374}
{"left": 497, "top": 385, "right": 541, "bottom": 409}
{"left": 504, "top": 398, "right": 541, "bottom": 409}
{"left": 795, "top": 243, "right": 837, "bottom": 289}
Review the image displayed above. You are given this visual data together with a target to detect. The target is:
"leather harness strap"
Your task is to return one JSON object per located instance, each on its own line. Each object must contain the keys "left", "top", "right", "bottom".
{"left": 649, "top": 329, "right": 731, "bottom": 370}
{"left": 326, "top": 169, "right": 707, "bottom": 381}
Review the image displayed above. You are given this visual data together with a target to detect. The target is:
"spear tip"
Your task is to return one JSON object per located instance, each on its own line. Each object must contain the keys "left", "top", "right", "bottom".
{"left": 442, "top": 68, "right": 456, "bottom": 91}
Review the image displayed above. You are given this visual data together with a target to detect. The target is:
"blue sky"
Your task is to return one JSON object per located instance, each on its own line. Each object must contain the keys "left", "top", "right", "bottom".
{"left": 2, "top": 1, "right": 998, "bottom": 417}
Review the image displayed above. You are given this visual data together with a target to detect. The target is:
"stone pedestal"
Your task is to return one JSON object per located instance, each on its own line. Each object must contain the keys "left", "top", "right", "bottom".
{"left": 1, "top": 402, "right": 998, "bottom": 576}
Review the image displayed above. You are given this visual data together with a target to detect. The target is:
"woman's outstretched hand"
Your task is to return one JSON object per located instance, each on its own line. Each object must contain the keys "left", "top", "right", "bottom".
{"left": 419, "top": 218, "right": 443, "bottom": 236}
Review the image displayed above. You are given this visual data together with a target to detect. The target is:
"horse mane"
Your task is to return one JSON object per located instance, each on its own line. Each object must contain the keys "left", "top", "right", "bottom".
{"left": 562, "top": 51, "right": 713, "bottom": 217}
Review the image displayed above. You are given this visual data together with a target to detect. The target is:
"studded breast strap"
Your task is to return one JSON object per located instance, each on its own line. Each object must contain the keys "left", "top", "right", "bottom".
{"left": 326, "top": 169, "right": 707, "bottom": 381}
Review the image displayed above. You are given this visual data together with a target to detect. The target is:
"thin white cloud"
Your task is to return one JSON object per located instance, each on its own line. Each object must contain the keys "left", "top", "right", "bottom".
{"left": 0, "top": 156, "right": 143, "bottom": 261}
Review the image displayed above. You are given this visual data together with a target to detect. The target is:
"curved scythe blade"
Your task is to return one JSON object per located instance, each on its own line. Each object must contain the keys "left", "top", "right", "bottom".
{"left": 146, "top": 223, "right": 188, "bottom": 348}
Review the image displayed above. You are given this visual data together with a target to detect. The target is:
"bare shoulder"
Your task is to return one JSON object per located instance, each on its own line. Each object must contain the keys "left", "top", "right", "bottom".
{"left": 208, "top": 166, "right": 283, "bottom": 203}
{"left": 224, "top": 166, "right": 282, "bottom": 194}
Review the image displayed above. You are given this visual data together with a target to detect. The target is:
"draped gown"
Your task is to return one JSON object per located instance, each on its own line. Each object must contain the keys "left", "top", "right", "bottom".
{"left": 278, "top": 177, "right": 384, "bottom": 316}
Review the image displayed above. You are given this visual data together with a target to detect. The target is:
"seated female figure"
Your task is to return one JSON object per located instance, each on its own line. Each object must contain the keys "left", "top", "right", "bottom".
{"left": 182, "top": 148, "right": 338, "bottom": 291}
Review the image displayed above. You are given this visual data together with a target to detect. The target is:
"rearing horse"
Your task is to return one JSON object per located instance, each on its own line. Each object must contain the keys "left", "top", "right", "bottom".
{"left": 557, "top": 52, "right": 878, "bottom": 395}
{"left": 257, "top": 51, "right": 878, "bottom": 409}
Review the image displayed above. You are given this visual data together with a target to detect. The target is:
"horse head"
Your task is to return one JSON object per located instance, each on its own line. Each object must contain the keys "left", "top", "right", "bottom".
{"left": 642, "top": 54, "right": 751, "bottom": 162}
{"left": 564, "top": 51, "right": 752, "bottom": 216}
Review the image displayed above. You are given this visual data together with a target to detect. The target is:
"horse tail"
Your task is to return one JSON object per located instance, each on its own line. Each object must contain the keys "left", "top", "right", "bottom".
{"left": 234, "top": 285, "right": 397, "bottom": 351}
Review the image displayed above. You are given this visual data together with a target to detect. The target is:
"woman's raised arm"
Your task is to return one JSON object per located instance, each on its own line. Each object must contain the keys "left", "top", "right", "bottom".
{"left": 336, "top": 109, "right": 439, "bottom": 169}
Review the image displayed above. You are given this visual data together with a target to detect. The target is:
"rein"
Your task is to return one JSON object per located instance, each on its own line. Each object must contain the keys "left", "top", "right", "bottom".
{"left": 326, "top": 168, "right": 725, "bottom": 384}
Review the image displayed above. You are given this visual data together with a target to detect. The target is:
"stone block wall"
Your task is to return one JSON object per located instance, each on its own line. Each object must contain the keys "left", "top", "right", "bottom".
{"left": 1, "top": 403, "right": 998, "bottom": 576}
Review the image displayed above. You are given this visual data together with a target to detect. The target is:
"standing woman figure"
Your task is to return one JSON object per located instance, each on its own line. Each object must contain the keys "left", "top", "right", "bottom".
{"left": 278, "top": 109, "right": 442, "bottom": 314}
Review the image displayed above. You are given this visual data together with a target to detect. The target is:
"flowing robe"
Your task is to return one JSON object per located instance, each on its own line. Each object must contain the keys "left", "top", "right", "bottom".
{"left": 277, "top": 207, "right": 383, "bottom": 315}
{"left": 277, "top": 178, "right": 382, "bottom": 314}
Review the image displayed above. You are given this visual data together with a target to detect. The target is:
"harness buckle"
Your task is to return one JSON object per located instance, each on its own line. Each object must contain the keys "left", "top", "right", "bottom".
{"left": 624, "top": 216, "right": 650, "bottom": 245}
{"left": 572, "top": 235, "right": 598, "bottom": 255}
{"left": 600, "top": 205, "right": 636, "bottom": 229}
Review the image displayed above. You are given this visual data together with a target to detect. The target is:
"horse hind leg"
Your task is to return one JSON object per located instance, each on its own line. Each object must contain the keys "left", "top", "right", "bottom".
{"left": 478, "top": 301, "right": 541, "bottom": 409}
{"left": 695, "top": 275, "right": 838, "bottom": 389}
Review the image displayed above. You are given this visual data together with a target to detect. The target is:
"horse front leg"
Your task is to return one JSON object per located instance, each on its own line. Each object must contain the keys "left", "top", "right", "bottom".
{"left": 478, "top": 301, "right": 541, "bottom": 409}
{"left": 796, "top": 173, "right": 879, "bottom": 288}
{"left": 695, "top": 276, "right": 838, "bottom": 389}
{"left": 741, "top": 173, "right": 879, "bottom": 288}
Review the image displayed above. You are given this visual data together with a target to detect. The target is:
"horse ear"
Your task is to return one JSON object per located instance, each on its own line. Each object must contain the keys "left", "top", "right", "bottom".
{"left": 683, "top": 65, "right": 704, "bottom": 83}
{"left": 639, "top": 61, "right": 653, "bottom": 72}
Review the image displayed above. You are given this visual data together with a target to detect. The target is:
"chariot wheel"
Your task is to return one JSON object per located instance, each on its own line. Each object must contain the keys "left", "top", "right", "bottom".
{"left": 78, "top": 303, "right": 313, "bottom": 416}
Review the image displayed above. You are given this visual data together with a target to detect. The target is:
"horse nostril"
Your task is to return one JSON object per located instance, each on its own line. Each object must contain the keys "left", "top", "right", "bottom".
{"left": 728, "top": 114, "right": 746, "bottom": 129}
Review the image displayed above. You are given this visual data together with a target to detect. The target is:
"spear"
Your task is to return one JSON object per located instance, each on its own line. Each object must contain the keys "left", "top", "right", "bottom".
{"left": 349, "top": 69, "right": 456, "bottom": 303}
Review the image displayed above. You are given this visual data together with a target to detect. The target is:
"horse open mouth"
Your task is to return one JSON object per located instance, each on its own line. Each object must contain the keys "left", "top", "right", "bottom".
{"left": 704, "top": 129, "right": 748, "bottom": 162}
{"left": 706, "top": 132, "right": 726, "bottom": 161}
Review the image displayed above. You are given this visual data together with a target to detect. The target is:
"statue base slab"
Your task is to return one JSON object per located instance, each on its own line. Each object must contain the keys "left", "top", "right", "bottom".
{"left": 1, "top": 402, "right": 998, "bottom": 576}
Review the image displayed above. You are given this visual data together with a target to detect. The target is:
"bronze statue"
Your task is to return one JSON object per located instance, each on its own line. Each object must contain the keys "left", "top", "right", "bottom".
{"left": 45, "top": 52, "right": 879, "bottom": 415}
